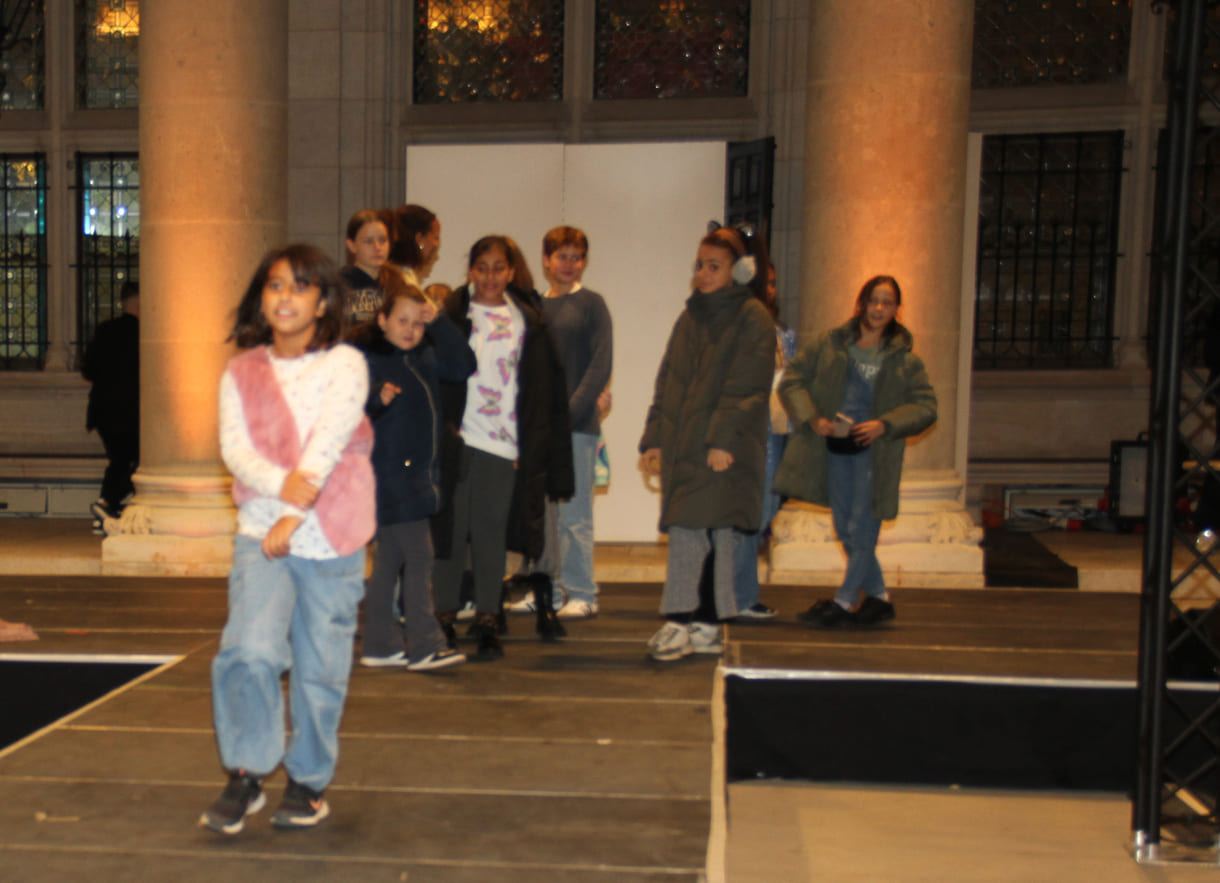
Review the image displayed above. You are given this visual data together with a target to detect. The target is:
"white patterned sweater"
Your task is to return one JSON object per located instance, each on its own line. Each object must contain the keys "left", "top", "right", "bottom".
{"left": 219, "top": 343, "right": 369, "bottom": 559}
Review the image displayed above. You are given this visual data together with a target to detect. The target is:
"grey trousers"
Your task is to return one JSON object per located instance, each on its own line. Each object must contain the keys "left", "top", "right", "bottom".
{"left": 363, "top": 519, "right": 448, "bottom": 663}
{"left": 661, "top": 525, "right": 737, "bottom": 620}
{"left": 433, "top": 445, "right": 516, "bottom": 615}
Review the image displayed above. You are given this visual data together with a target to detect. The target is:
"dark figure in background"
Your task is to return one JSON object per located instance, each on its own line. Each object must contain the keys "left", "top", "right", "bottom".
{"left": 83, "top": 281, "right": 140, "bottom": 529}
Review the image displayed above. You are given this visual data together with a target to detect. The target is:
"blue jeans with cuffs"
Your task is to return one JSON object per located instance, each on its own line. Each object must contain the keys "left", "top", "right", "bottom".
{"left": 210, "top": 535, "right": 365, "bottom": 791}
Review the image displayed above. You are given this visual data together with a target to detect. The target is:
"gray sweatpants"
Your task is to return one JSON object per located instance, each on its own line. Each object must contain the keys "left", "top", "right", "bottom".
{"left": 363, "top": 519, "right": 448, "bottom": 663}
{"left": 661, "top": 525, "right": 736, "bottom": 620}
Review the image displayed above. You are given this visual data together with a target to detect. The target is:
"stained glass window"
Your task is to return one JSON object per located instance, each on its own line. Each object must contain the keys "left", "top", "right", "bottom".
{"left": 0, "top": 1, "right": 45, "bottom": 111}
{"left": 0, "top": 154, "right": 47, "bottom": 369}
{"left": 413, "top": 0, "right": 564, "bottom": 103}
{"left": 77, "top": 153, "right": 138, "bottom": 358}
{"left": 975, "top": 132, "right": 1124, "bottom": 369}
{"left": 972, "top": 0, "right": 1132, "bottom": 89}
{"left": 75, "top": 0, "right": 139, "bottom": 109}
{"left": 593, "top": 0, "right": 750, "bottom": 100}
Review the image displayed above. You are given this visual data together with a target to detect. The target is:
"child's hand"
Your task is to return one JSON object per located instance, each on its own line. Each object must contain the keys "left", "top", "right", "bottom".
{"left": 707, "top": 448, "right": 734, "bottom": 472}
{"left": 262, "top": 515, "right": 304, "bottom": 558}
{"left": 380, "top": 382, "right": 403, "bottom": 406}
{"left": 280, "top": 470, "right": 319, "bottom": 508}
{"left": 851, "top": 420, "right": 886, "bottom": 446}
{"left": 597, "top": 389, "right": 612, "bottom": 415}
{"left": 641, "top": 448, "right": 661, "bottom": 475}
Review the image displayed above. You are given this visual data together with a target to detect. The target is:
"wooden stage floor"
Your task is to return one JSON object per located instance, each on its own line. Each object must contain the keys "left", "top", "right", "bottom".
{"left": 0, "top": 576, "right": 1142, "bottom": 882}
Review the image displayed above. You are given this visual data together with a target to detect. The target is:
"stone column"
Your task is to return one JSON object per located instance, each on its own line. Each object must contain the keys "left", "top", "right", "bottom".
{"left": 102, "top": 0, "right": 288, "bottom": 575}
{"left": 770, "top": 0, "right": 984, "bottom": 586}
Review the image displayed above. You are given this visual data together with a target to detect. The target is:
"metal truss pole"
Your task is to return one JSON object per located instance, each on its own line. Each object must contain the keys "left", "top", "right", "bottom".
{"left": 1134, "top": 0, "right": 1209, "bottom": 860}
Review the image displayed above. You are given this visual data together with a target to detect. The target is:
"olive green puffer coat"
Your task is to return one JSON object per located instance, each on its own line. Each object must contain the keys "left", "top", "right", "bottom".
{"left": 772, "top": 320, "right": 936, "bottom": 520}
{"left": 638, "top": 284, "right": 775, "bottom": 532}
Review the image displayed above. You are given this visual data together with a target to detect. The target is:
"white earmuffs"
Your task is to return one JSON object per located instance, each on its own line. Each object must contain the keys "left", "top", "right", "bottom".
{"left": 732, "top": 255, "right": 757, "bottom": 285}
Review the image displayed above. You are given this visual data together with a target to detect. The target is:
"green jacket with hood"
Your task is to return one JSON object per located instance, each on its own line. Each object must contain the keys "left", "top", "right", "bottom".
{"left": 772, "top": 320, "right": 936, "bottom": 520}
{"left": 639, "top": 283, "right": 775, "bottom": 532}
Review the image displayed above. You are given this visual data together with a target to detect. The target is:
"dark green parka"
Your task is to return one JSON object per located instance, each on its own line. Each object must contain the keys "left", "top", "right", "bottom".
{"left": 772, "top": 320, "right": 936, "bottom": 520}
{"left": 638, "top": 284, "right": 774, "bottom": 532}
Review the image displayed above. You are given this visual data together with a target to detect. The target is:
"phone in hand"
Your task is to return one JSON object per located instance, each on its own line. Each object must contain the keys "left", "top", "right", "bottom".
{"left": 831, "top": 412, "right": 853, "bottom": 438}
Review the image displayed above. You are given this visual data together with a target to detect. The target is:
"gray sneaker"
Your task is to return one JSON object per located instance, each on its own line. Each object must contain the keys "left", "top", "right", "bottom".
{"left": 648, "top": 622, "right": 692, "bottom": 661}
{"left": 688, "top": 622, "right": 723, "bottom": 654}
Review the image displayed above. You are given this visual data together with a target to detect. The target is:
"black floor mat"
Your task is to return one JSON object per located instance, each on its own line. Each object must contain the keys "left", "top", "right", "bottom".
{"left": 983, "top": 525, "right": 1078, "bottom": 588}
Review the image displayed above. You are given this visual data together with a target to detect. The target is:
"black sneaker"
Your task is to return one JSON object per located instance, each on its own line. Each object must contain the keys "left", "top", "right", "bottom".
{"left": 797, "top": 599, "right": 855, "bottom": 629}
{"left": 856, "top": 596, "right": 896, "bottom": 626}
{"left": 199, "top": 770, "right": 265, "bottom": 835}
{"left": 270, "top": 778, "right": 330, "bottom": 829}
{"left": 735, "top": 602, "right": 777, "bottom": 621}
{"left": 89, "top": 500, "right": 117, "bottom": 522}
{"left": 471, "top": 618, "right": 504, "bottom": 662}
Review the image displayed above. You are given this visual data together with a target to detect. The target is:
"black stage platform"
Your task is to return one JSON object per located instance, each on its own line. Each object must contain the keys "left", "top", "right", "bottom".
{"left": 720, "top": 589, "right": 1208, "bottom": 797}
{"left": 0, "top": 576, "right": 1160, "bottom": 881}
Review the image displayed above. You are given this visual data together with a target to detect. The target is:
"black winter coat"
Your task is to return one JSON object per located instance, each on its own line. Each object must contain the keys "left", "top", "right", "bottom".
{"left": 82, "top": 312, "right": 139, "bottom": 434}
{"left": 435, "top": 284, "right": 574, "bottom": 560}
{"left": 356, "top": 314, "right": 476, "bottom": 528}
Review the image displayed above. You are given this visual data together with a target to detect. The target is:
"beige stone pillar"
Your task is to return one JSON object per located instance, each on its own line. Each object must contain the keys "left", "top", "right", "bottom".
{"left": 102, "top": 0, "right": 288, "bottom": 575}
{"left": 770, "top": 0, "right": 984, "bottom": 586}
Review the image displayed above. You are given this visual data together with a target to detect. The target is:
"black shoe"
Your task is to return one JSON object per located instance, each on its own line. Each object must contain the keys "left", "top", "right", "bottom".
{"left": 270, "top": 778, "right": 330, "bottom": 829}
{"left": 471, "top": 617, "right": 504, "bottom": 662}
{"left": 199, "top": 770, "right": 265, "bottom": 835}
{"left": 532, "top": 574, "right": 566, "bottom": 642}
{"left": 797, "top": 599, "right": 855, "bottom": 629}
{"left": 436, "top": 613, "right": 457, "bottom": 650}
{"left": 856, "top": 596, "right": 896, "bottom": 625}
{"left": 89, "top": 499, "right": 117, "bottom": 522}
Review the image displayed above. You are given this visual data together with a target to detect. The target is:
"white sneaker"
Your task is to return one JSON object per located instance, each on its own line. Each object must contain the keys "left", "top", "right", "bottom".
{"left": 506, "top": 591, "right": 538, "bottom": 614}
{"left": 507, "top": 589, "right": 567, "bottom": 614}
{"left": 360, "top": 651, "right": 408, "bottom": 668}
{"left": 455, "top": 600, "right": 477, "bottom": 622}
{"left": 688, "top": 622, "right": 724, "bottom": 655}
{"left": 406, "top": 648, "right": 466, "bottom": 672}
{"left": 556, "top": 598, "right": 599, "bottom": 620}
{"left": 648, "top": 622, "right": 692, "bottom": 662}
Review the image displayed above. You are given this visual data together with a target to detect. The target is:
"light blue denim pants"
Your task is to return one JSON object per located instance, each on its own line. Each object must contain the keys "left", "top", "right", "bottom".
{"left": 732, "top": 432, "right": 788, "bottom": 612}
{"left": 826, "top": 449, "right": 885, "bottom": 607}
{"left": 552, "top": 431, "right": 599, "bottom": 604}
{"left": 211, "top": 535, "right": 365, "bottom": 791}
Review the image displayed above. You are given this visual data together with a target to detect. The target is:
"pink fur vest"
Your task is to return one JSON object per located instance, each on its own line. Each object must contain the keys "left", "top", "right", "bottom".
{"left": 226, "top": 345, "right": 375, "bottom": 556}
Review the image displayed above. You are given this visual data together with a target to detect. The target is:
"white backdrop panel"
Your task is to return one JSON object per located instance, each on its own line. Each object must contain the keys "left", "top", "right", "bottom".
{"left": 562, "top": 142, "right": 726, "bottom": 542}
{"left": 406, "top": 144, "right": 564, "bottom": 292}
{"left": 405, "top": 141, "right": 726, "bottom": 542}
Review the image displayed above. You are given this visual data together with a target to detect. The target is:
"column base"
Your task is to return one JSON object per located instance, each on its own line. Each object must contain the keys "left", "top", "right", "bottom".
{"left": 769, "top": 469, "right": 985, "bottom": 588}
{"left": 102, "top": 534, "right": 233, "bottom": 577}
{"left": 99, "top": 463, "right": 236, "bottom": 576}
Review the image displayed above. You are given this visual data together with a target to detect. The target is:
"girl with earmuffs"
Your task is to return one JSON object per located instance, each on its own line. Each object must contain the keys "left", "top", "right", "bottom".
{"left": 638, "top": 223, "right": 775, "bottom": 662}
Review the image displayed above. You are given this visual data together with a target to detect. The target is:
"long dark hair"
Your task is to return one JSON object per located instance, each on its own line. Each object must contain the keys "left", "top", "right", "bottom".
{"left": 467, "top": 234, "right": 535, "bottom": 295}
{"left": 850, "top": 275, "right": 903, "bottom": 341}
{"left": 388, "top": 204, "right": 437, "bottom": 269}
{"left": 230, "top": 244, "right": 347, "bottom": 350}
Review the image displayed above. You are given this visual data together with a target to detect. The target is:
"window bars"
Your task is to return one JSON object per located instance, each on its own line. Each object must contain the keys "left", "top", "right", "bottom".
{"left": 975, "top": 131, "right": 1124, "bottom": 370}
{"left": 76, "top": 152, "right": 137, "bottom": 364}
{"left": 0, "top": 153, "right": 46, "bottom": 369}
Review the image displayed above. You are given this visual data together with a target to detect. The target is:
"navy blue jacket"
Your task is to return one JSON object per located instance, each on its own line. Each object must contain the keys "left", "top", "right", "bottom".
{"left": 356, "top": 314, "right": 476, "bottom": 526}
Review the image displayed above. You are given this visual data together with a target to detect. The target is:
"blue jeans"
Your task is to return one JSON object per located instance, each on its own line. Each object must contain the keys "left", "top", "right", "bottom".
{"left": 553, "top": 431, "right": 598, "bottom": 604}
{"left": 211, "top": 535, "right": 365, "bottom": 791}
{"left": 733, "top": 433, "right": 788, "bottom": 612}
{"left": 827, "top": 449, "right": 885, "bottom": 607}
